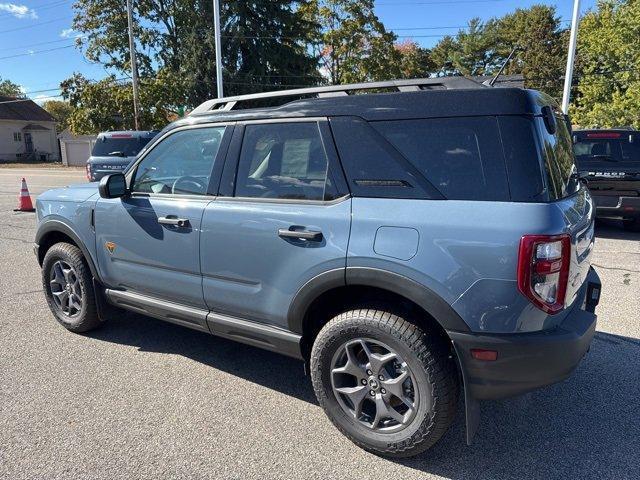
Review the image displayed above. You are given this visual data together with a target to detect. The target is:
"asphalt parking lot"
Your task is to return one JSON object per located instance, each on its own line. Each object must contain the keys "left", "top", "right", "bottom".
{"left": 1, "top": 167, "right": 639, "bottom": 480}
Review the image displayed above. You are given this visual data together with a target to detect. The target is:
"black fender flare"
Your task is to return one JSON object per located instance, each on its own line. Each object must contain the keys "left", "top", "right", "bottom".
{"left": 287, "top": 266, "right": 470, "bottom": 335}
{"left": 35, "top": 219, "right": 102, "bottom": 282}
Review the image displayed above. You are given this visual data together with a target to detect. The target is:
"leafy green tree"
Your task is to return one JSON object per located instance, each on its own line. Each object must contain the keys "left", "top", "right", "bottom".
{"left": 60, "top": 71, "right": 186, "bottom": 134}
{"left": 571, "top": 0, "right": 640, "bottom": 129}
{"left": 395, "top": 40, "right": 435, "bottom": 79}
{"left": 42, "top": 100, "right": 74, "bottom": 132}
{"left": 71, "top": 0, "right": 320, "bottom": 105}
{"left": 0, "top": 77, "right": 24, "bottom": 97}
{"left": 430, "top": 6, "right": 567, "bottom": 97}
{"left": 492, "top": 5, "right": 567, "bottom": 97}
{"left": 301, "top": 0, "right": 402, "bottom": 83}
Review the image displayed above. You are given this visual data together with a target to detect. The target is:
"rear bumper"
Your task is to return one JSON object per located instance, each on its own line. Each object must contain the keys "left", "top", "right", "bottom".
{"left": 450, "top": 267, "right": 601, "bottom": 400}
{"left": 593, "top": 194, "right": 640, "bottom": 217}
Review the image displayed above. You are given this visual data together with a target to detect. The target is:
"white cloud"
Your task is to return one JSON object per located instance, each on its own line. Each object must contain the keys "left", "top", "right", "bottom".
{"left": 27, "top": 49, "right": 34, "bottom": 55}
{"left": 0, "top": 3, "right": 37, "bottom": 19}
{"left": 60, "top": 28, "right": 75, "bottom": 38}
{"left": 32, "top": 94, "right": 60, "bottom": 105}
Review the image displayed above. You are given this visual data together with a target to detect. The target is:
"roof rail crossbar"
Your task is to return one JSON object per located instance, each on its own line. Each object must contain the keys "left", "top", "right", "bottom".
{"left": 189, "top": 77, "right": 483, "bottom": 116}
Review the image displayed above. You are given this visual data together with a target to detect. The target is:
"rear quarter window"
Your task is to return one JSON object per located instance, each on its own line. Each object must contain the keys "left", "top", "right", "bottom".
{"left": 536, "top": 115, "right": 580, "bottom": 199}
{"left": 372, "top": 117, "right": 510, "bottom": 201}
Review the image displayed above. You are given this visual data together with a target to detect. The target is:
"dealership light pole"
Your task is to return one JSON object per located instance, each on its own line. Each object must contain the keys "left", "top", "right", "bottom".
{"left": 561, "top": 0, "right": 581, "bottom": 114}
{"left": 213, "top": 0, "right": 224, "bottom": 98}
{"left": 126, "top": 0, "right": 141, "bottom": 129}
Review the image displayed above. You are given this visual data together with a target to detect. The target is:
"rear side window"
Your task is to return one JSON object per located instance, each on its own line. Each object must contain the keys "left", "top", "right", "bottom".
{"left": 373, "top": 117, "right": 509, "bottom": 201}
{"left": 235, "top": 122, "right": 337, "bottom": 201}
{"left": 537, "top": 115, "right": 580, "bottom": 199}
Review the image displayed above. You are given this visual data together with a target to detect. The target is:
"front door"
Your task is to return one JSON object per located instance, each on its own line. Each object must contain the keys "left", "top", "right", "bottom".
{"left": 95, "top": 125, "right": 230, "bottom": 309}
{"left": 24, "top": 132, "right": 33, "bottom": 153}
{"left": 200, "top": 120, "right": 351, "bottom": 328}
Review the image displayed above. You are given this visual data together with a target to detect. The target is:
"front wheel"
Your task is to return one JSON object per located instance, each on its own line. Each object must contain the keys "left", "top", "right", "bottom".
{"left": 42, "top": 242, "right": 102, "bottom": 333}
{"left": 310, "top": 309, "right": 459, "bottom": 458}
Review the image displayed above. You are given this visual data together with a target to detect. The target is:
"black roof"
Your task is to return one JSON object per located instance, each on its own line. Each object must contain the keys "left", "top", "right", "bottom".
{"left": 174, "top": 87, "right": 555, "bottom": 130}
{"left": 0, "top": 96, "right": 56, "bottom": 122}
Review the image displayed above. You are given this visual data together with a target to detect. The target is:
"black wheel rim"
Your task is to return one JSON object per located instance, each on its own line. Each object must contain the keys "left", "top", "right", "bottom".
{"left": 330, "top": 338, "right": 419, "bottom": 433}
{"left": 49, "top": 260, "right": 83, "bottom": 317}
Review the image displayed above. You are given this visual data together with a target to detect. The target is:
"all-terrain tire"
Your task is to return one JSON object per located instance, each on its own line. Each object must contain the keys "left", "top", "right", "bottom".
{"left": 42, "top": 242, "right": 102, "bottom": 333}
{"left": 310, "top": 309, "right": 459, "bottom": 458}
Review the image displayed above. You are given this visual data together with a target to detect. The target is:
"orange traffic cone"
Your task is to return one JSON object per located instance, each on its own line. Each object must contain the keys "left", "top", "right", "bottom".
{"left": 14, "top": 178, "right": 35, "bottom": 212}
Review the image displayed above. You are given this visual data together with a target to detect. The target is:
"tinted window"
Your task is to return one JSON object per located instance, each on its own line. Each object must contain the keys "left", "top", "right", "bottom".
{"left": 373, "top": 117, "right": 509, "bottom": 201}
{"left": 330, "top": 116, "right": 441, "bottom": 200}
{"left": 235, "top": 123, "right": 336, "bottom": 201}
{"left": 92, "top": 136, "right": 153, "bottom": 157}
{"left": 132, "top": 127, "right": 225, "bottom": 195}
{"left": 537, "top": 115, "right": 579, "bottom": 199}
{"left": 498, "top": 116, "right": 545, "bottom": 202}
{"left": 574, "top": 135, "right": 640, "bottom": 166}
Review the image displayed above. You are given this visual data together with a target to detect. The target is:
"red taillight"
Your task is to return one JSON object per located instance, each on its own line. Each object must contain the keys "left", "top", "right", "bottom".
{"left": 517, "top": 234, "right": 571, "bottom": 314}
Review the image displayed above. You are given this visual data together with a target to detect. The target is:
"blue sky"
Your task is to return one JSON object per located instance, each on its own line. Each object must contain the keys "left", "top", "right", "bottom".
{"left": 0, "top": 0, "right": 597, "bottom": 103}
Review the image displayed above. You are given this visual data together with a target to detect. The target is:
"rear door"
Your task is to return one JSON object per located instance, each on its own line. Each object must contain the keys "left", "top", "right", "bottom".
{"left": 200, "top": 119, "right": 351, "bottom": 328}
{"left": 94, "top": 125, "right": 231, "bottom": 309}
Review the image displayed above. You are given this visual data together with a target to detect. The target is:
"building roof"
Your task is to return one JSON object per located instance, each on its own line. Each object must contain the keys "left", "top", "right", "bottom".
{"left": 0, "top": 96, "right": 56, "bottom": 122}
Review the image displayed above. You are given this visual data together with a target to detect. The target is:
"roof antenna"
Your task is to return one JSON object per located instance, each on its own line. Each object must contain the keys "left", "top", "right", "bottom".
{"left": 484, "top": 45, "right": 523, "bottom": 87}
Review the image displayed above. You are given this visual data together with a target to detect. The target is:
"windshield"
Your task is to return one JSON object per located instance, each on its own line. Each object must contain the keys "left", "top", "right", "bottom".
{"left": 91, "top": 136, "right": 152, "bottom": 157}
{"left": 573, "top": 134, "right": 640, "bottom": 168}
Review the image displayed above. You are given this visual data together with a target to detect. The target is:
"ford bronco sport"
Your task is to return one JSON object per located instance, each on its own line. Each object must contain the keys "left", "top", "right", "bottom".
{"left": 35, "top": 78, "right": 601, "bottom": 458}
{"left": 573, "top": 128, "right": 640, "bottom": 231}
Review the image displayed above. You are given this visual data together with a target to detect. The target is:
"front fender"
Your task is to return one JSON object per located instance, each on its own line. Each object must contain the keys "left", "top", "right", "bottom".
{"left": 35, "top": 216, "right": 101, "bottom": 282}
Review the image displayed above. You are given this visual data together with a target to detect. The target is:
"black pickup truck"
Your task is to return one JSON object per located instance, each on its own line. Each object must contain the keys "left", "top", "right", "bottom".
{"left": 573, "top": 129, "right": 640, "bottom": 231}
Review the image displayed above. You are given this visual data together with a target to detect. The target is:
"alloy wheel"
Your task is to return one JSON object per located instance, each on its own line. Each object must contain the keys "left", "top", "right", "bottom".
{"left": 330, "top": 338, "right": 419, "bottom": 433}
{"left": 49, "top": 260, "right": 83, "bottom": 317}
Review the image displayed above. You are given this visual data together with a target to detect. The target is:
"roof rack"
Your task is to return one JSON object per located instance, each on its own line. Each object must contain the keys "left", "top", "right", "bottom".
{"left": 189, "top": 77, "right": 484, "bottom": 116}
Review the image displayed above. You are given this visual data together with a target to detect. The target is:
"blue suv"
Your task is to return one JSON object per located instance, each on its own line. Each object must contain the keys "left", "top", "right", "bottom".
{"left": 35, "top": 79, "right": 601, "bottom": 457}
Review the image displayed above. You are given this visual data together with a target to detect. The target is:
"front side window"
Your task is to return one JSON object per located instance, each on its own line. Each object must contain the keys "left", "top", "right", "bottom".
{"left": 132, "top": 127, "right": 225, "bottom": 195}
{"left": 235, "top": 122, "right": 336, "bottom": 201}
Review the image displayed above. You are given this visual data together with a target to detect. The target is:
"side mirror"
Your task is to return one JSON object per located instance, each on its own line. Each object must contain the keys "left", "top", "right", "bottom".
{"left": 99, "top": 173, "right": 127, "bottom": 199}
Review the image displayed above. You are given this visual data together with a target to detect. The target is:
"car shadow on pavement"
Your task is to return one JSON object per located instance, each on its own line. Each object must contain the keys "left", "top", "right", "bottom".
{"left": 87, "top": 314, "right": 640, "bottom": 479}
{"left": 595, "top": 218, "right": 640, "bottom": 241}
{"left": 87, "top": 312, "right": 317, "bottom": 404}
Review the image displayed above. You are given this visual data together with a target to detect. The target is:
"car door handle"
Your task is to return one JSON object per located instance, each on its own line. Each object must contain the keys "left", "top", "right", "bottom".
{"left": 278, "top": 228, "right": 323, "bottom": 241}
{"left": 158, "top": 216, "right": 190, "bottom": 228}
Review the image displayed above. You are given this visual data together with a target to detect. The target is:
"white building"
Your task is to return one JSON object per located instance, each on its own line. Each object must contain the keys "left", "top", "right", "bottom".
{"left": 0, "top": 96, "right": 59, "bottom": 162}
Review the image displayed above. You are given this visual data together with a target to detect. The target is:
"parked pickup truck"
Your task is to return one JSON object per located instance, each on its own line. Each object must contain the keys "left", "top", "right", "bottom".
{"left": 573, "top": 128, "right": 640, "bottom": 231}
{"left": 35, "top": 78, "right": 601, "bottom": 457}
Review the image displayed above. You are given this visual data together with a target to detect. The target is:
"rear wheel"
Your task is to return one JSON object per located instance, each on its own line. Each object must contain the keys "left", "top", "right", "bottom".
{"left": 623, "top": 216, "right": 640, "bottom": 232}
{"left": 310, "top": 309, "right": 459, "bottom": 458}
{"left": 42, "top": 242, "right": 102, "bottom": 333}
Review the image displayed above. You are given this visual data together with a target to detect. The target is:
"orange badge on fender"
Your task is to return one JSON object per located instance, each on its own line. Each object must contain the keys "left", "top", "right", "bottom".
{"left": 105, "top": 241, "right": 116, "bottom": 254}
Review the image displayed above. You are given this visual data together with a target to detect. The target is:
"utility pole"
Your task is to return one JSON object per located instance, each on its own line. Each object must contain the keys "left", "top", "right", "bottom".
{"left": 213, "top": 0, "right": 224, "bottom": 98}
{"left": 126, "top": 0, "right": 141, "bottom": 129}
{"left": 562, "top": 0, "right": 581, "bottom": 114}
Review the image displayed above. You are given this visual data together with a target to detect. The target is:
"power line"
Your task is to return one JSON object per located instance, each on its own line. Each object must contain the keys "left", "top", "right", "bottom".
{"left": 0, "top": 44, "right": 75, "bottom": 61}
{"left": 0, "top": 0, "right": 70, "bottom": 20}
{"left": 0, "top": 37, "right": 83, "bottom": 53}
{"left": 0, "top": 16, "right": 71, "bottom": 35}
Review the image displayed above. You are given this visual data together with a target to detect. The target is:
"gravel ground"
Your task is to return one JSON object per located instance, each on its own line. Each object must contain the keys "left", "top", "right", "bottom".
{"left": 1, "top": 168, "right": 639, "bottom": 480}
